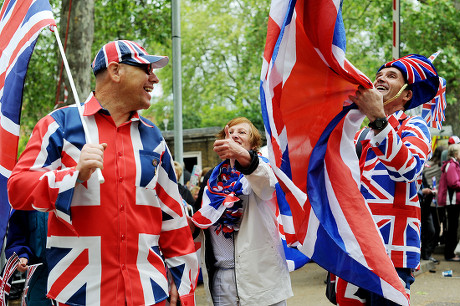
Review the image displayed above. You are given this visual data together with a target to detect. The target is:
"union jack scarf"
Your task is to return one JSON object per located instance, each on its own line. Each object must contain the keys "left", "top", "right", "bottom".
{"left": 192, "top": 160, "right": 245, "bottom": 238}
{"left": 0, "top": 253, "right": 19, "bottom": 306}
{"left": 21, "top": 263, "right": 42, "bottom": 306}
{"left": 192, "top": 157, "right": 309, "bottom": 270}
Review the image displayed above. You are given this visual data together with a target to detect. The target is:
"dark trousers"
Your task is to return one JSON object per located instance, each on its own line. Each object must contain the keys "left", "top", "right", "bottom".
{"left": 420, "top": 199, "right": 436, "bottom": 259}
{"left": 436, "top": 206, "right": 447, "bottom": 244}
{"left": 444, "top": 204, "right": 460, "bottom": 259}
{"left": 427, "top": 206, "right": 441, "bottom": 254}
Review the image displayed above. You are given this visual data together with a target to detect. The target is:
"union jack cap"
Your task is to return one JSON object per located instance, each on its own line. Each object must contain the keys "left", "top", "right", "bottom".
{"left": 448, "top": 136, "right": 460, "bottom": 145}
{"left": 378, "top": 54, "right": 439, "bottom": 110}
{"left": 91, "top": 40, "right": 169, "bottom": 75}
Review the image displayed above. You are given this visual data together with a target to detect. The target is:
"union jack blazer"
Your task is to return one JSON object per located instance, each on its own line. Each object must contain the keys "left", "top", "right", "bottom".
{"left": 355, "top": 110, "right": 432, "bottom": 269}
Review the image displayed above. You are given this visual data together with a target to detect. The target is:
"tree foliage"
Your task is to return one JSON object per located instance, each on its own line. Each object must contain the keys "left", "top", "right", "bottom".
{"left": 342, "top": 0, "right": 459, "bottom": 133}
{"left": 144, "top": 0, "right": 270, "bottom": 131}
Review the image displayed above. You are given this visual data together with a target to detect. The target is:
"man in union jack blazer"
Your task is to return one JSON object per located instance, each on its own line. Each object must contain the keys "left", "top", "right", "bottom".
{"left": 333, "top": 54, "right": 444, "bottom": 305}
{"left": 7, "top": 40, "right": 198, "bottom": 306}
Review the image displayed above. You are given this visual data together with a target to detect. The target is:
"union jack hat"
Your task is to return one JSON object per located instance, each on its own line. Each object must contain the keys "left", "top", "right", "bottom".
{"left": 91, "top": 40, "right": 169, "bottom": 75}
{"left": 448, "top": 136, "right": 460, "bottom": 145}
{"left": 378, "top": 54, "right": 440, "bottom": 110}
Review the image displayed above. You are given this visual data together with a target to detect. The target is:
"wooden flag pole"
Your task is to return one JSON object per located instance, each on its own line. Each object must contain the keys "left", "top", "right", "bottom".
{"left": 51, "top": 26, "right": 105, "bottom": 184}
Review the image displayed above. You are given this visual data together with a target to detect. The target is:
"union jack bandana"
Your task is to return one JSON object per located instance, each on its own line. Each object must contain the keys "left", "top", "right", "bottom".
{"left": 0, "top": 253, "right": 19, "bottom": 306}
{"left": 192, "top": 160, "right": 246, "bottom": 238}
{"left": 379, "top": 54, "right": 440, "bottom": 110}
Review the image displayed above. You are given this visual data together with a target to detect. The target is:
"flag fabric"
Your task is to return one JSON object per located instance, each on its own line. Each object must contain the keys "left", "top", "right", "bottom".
{"left": 421, "top": 77, "right": 447, "bottom": 130}
{"left": 21, "top": 263, "right": 42, "bottom": 306}
{"left": 260, "top": 0, "right": 409, "bottom": 304}
{"left": 0, "top": 252, "right": 19, "bottom": 306}
{"left": 0, "top": 0, "right": 56, "bottom": 251}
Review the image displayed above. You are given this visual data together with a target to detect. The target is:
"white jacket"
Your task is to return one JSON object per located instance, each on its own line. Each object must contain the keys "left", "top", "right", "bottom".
{"left": 199, "top": 159, "right": 293, "bottom": 305}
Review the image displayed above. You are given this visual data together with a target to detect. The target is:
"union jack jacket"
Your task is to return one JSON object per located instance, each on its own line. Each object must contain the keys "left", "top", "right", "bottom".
{"left": 355, "top": 110, "right": 432, "bottom": 269}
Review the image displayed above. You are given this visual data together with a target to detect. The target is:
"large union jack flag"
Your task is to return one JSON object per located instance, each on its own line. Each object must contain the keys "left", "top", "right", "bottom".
{"left": 260, "top": 0, "right": 409, "bottom": 304}
{"left": 0, "top": 0, "right": 55, "bottom": 251}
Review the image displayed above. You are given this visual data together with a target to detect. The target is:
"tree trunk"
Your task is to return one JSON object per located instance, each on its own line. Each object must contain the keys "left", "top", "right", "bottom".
{"left": 57, "top": 0, "right": 94, "bottom": 107}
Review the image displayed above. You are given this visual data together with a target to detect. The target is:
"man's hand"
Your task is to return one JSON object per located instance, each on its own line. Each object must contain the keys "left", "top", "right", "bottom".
{"left": 17, "top": 257, "right": 28, "bottom": 273}
{"left": 76, "top": 143, "right": 107, "bottom": 182}
{"left": 348, "top": 85, "right": 386, "bottom": 122}
{"left": 422, "top": 188, "right": 433, "bottom": 195}
{"left": 213, "top": 126, "right": 251, "bottom": 167}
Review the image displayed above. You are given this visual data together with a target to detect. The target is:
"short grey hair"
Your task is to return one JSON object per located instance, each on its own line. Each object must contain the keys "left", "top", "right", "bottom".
{"left": 448, "top": 144, "right": 460, "bottom": 159}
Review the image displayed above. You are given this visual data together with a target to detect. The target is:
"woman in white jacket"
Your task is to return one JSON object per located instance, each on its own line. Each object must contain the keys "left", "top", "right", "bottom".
{"left": 190, "top": 117, "right": 293, "bottom": 306}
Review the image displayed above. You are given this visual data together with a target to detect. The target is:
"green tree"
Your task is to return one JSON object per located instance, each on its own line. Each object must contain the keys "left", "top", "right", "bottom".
{"left": 144, "top": 0, "right": 270, "bottom": 131}
{"left": 342, "top": 0, "right": 459, "bottom": 134}
{"left": 16, "top": 0, "right": 173, "bottom": 153}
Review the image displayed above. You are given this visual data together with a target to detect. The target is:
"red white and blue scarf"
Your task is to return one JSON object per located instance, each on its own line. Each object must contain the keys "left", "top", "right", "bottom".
{"left": 192, "top": 160, "right": 246, "bottom": 238}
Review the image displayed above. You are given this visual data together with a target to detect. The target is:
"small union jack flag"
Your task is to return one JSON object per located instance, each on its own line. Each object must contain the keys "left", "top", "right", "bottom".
{"left": 0, "top": 253, "right": 19, "bottom": 306}
{"left": 422, "top": 77, "right": 447, "bottom": 130}
{"left": 428, "top": 50, "right": 441, "bottom": 62}
{"left": 21, "top": 263, "right": 42, "bottom": 306}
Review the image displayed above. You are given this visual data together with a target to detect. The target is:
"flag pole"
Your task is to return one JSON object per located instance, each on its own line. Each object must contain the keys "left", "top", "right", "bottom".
{"left": 51, "top": 26, "right": 105, "bottom": 184}
{"left": 392, "top": 0, "right": 400, "bottom": 60}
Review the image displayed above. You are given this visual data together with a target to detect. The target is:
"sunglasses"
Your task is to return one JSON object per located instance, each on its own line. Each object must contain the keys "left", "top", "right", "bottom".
{"left": 120, "top": 61, "right": 154, "bottom": 75}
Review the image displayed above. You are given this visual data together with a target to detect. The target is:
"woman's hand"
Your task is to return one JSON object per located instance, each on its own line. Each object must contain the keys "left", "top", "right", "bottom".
{"left": 213, "top": 126, "right": 251, "bottom": 167}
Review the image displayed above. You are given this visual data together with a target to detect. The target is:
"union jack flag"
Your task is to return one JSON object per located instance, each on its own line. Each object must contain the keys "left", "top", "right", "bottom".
{"left": 422, "top": 77, "right": 447, "bottom": 130}
{"left": 21, "top": 263, "right": 42, "bottom": 306}
{"left": 0, "top": 253, "right": 19, "bottom": 306}
{"left": 260, "top": 0, "right": 409, "bottom": 304}
{"left": 0, "top": 0, "right": 55, "bottom": 250}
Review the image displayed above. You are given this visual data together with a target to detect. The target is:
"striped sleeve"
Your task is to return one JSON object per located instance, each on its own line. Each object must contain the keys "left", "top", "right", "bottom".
{"left": 369, "top": 116, "right": 431, "bottom": 182}
{"left": 7, "top": 115, "right": 79, "bottom": 226}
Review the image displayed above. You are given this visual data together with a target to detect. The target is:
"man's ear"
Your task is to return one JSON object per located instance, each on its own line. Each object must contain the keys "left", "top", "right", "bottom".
{"left": 402, "top": 89, "right": 413, "bottom": 103}
{"left": 106, "top": 62, "right": 121, "bottom": 82}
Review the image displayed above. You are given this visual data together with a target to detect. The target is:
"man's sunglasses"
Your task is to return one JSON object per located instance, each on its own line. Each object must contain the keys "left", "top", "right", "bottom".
{"left": 120, "top": 61, "right": 154, "bottom": 75}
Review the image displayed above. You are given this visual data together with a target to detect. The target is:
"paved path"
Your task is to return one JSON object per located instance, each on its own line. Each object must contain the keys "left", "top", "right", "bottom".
{"left": 7, "top": 253, "right": 460, "bottom": 305}
{"left": 195, "top": 253, "right": 460, "bottom": 305}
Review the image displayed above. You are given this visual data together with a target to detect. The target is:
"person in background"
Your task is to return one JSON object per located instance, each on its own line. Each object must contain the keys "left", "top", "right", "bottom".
{"left": 422, "top": 146, "right": 445, "bottom": 258}
{"left": 5, "top": 210, "right": 51, "bottom": 305}
{"left": 441, "top": 135, "right": 460, "bottom": 164}
{"left": 190, "top": 185, "right": 200, "bottom": 202}
{"left": 193, "top": 167, "right": 213, "bottom": 213}
{"left": 190, "top": 117, "right": 293, "bottom": 306}
{"left": 438, "top": 143, "right": 460, "bottom": 261}
{"left": 174, "top": 161, "right": 196, "bottom": 214}
{"left": 7, "top": 40, "right": 198, "bottom": 306}
{"left": 419, "top": 172, "right": 439, "bottom": 264}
